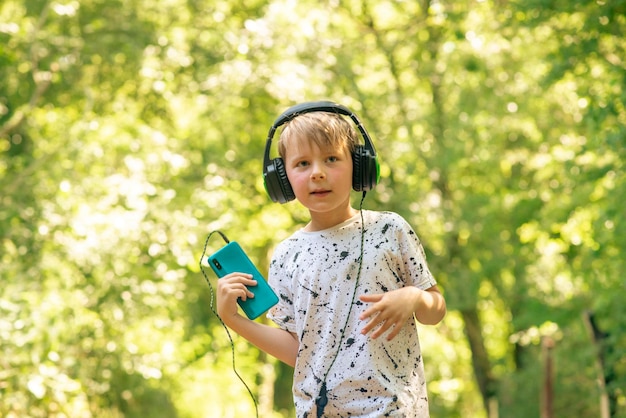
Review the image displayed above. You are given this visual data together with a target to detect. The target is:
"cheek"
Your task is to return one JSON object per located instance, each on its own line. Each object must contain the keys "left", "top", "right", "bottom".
{"left": 286, "top": 170, "right": 307, "bottom": 190}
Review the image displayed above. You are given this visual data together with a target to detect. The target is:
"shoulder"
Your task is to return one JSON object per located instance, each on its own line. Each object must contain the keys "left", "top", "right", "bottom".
{"left": 364, "top": 209, "right": 406, "bottom": 221}
{"left": 364, "top": 210, "right": 425, "bottom": 250}
{"left": 271, "top": 230, "right": 303, "bottom": 259}
{"left": 364, "top": 210, "right": 413, "bottom": 231}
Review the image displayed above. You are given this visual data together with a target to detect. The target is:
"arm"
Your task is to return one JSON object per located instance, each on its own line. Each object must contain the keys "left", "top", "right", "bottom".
{"left": 413, "top": 285, "right": 447, "bottom": 325}
{"left": 359, "top": 285, "right": 447, "bottom": 341}
{"left": 217, "top": 272, "right": 299, "bottom": 367}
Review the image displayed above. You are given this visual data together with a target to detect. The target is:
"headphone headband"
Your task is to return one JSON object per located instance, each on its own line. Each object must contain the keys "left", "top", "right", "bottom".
{"left": 263, "top": 100, "right": 379, "bottom": 203}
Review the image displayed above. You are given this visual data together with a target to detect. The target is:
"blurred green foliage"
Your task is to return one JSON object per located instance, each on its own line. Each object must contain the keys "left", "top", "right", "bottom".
{"left": 1, "top": 0, "right": 624, "bottom": 417}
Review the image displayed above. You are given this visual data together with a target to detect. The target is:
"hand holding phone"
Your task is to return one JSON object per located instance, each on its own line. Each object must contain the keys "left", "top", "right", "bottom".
{"left": 208, "top": 242, "right": 278, "bottom": 320}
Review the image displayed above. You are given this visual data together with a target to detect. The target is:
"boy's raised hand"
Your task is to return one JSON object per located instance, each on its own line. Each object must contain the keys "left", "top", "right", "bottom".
{"left": 216, "top": 272, "right": 256, "bottom": 319}
{"left": 358, "top": 287, "right": 422, "bottom": 341}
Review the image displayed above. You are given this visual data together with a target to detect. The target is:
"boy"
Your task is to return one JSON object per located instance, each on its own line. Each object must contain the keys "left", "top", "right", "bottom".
{"left": 216, "top": 102, "right": 446, "bottom": 417}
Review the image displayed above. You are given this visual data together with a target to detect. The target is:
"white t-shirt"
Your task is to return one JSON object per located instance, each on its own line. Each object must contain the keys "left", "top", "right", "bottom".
{"left": 268, "top": 210, "right": 437, "bottom": 417}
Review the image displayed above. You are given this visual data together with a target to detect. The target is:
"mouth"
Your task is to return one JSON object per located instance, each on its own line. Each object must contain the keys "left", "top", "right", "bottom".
{"left": 310, "top": 189, "right": 331, "bottom": 196}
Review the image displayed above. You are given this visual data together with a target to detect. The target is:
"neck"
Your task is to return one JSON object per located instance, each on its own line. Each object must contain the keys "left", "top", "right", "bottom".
{"left": 305, "top": 206, "right": 358, "bottom": 232}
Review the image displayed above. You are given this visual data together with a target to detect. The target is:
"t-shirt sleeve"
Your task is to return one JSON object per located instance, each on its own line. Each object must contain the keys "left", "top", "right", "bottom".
{"left": 266, "top": 242, "right": 297, "bottom": 333}
{"left": 392, "top": 213, "right": 437, "bottom": 290}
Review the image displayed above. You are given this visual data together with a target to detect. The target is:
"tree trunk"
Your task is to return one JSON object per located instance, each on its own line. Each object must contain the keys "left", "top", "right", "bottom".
{"left": 583, "top": 311, "right": 612, "bottom": 418}
{"left": 460, "top": 308, "right": 498, "bottom": 416}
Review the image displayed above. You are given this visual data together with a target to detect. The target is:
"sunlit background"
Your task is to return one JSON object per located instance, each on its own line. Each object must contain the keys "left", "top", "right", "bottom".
{"left": 1, "top": 0, "right": 624, "bottom": 417}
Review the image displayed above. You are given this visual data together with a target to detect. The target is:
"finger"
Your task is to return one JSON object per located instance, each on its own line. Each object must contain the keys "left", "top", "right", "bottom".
{"left": 359, "top": 293, "right": 383, "bottom": 303}
{"left": 220, "top": 276, "right": 252, "bottom": 289}
{"left": 361, "top": 313, "right": 384, "bottom": 336}
{"left": 238, "top": 283, "right": 255, "bottom": 300}
{"left": 360, "top": 317, "right": 376, "bottom": 335}
{"left": 223, "top": 272, "right": 255, "bottom": 283}
{"left": 359, "top": 295, "right": 384, "bottom": 320}
{"left": 222, "top": 282, "right": 255, "bottom": 300}
{"left": 370, "top": 320, "right": 392, "bottom": 340}
{"left": 244, "top": 278, "right": 258, "bottom": 288}
{"left": 245, "top": 285, "right": 255, "bottom": 299}
{"left": 385, "top": 323, "right": 402, "bottom": 341}
{"left": 225, "top": 277, "right": 257, "bottom": 292}
{"left": 359, "top": 306, "right": 378, "bottom": 320}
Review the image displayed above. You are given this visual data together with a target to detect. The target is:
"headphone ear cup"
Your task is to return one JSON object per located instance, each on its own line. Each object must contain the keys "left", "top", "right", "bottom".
{"left": 264, "top": 158, "right": 295, "bottom": 203}
{"left": 352, "top": 146, "right": 364, "bottom": 192}
{"left": 352, "top": 145, "right": 379, "bottom": 192}
{"left": 274, "top": 158, "right": 296, "bottom": 202}
{"left": 364, "top": 150, "right": 380, "bottom": 191}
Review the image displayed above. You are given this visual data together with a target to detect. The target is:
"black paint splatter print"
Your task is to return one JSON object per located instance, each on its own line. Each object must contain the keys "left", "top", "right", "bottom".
{"left": 268, "top": 211, "right": 436, "bottom": 417}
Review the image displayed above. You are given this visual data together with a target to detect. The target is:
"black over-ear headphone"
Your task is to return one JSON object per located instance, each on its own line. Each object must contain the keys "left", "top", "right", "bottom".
{"left": 263, "top": 101, "right": 380, "bottom": 204}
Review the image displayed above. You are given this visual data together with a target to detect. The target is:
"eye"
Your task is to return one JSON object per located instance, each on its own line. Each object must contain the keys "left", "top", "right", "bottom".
{"left": 296, "top": 160, "right": 310, "bottom": 168}
{"left": 326, "top": 156, "right": 338, "bottom": 163}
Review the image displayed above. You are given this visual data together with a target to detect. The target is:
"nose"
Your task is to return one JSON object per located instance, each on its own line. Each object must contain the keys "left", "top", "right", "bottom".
{"left": 310, "top": 162, "right": 326, "bottom": 181}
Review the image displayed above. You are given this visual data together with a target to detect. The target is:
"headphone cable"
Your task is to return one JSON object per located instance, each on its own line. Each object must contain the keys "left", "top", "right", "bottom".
{"left": 315, "top": 192, "right": 367, "bottom": 416}
{"left": 200, "top": 193, "right": 367, "bottom": 417}
{"left": 199, "top": 230, "right": 260, "bottom": 418}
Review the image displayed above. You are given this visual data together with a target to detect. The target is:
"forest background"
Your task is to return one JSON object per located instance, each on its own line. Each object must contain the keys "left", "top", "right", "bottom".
{"left": 1, "top": 0, "right": 624, "bottom": 417}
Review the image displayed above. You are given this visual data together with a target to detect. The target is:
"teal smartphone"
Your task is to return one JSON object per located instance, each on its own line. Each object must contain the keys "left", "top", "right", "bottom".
{"left": 208, "top": 241, "right": 279, "bottom": 320}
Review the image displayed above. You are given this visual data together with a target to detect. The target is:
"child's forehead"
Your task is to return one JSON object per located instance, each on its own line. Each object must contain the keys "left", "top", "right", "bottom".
{"left": 277, "top": 112, "right": 357, "bottom": 160}
{"left": 284, "top": 134, "right": 347, "bottom": 157}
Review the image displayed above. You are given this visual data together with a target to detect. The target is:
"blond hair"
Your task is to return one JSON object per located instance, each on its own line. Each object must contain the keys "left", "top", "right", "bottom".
{"left": 278, "top": 112, "right": 358, "bottom": 159}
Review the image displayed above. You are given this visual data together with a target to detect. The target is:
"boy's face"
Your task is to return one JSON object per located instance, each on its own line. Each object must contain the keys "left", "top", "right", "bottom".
{"left": 284, "top": 137, "right": 354, "bottom": 222}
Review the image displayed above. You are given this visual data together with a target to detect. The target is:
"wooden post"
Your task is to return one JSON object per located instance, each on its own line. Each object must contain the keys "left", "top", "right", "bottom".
{"left": 541, "top": 336, "right": 555, "bottom": 418}
{"left": 488, "top": 396, "right": 499, "bottom": 418}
